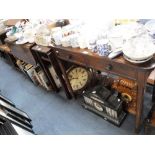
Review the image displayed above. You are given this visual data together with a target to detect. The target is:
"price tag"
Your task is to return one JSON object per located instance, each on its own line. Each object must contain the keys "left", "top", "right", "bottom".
{"left": 82, "top": 51, "right": 88, "bottom": 54}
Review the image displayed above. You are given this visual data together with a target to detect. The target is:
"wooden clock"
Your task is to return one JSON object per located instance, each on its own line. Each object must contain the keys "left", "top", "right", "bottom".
{"left": 67, "top": 66, "right": 91, "bottom": 92}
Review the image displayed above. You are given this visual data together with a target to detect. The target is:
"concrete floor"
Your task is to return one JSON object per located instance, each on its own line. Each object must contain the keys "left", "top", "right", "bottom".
{"left": 0, "top": 58, "right": 153, "bottom": 135}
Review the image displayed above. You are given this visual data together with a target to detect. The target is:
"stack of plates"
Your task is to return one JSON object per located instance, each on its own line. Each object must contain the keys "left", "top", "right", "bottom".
{"left": 123, "top": 54, "right": 153, "bottom": 64}
{"left": 122, "top": 35, "right": 155, "bottom": 64}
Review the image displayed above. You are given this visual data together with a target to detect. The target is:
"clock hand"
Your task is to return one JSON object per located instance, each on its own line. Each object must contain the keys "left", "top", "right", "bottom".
{"left": 72, "top": 78, "right": 78, "bottom": 80}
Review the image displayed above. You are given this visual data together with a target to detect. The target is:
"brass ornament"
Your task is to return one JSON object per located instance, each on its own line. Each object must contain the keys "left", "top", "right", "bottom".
{"left": 112, "top": 78, "right": 137, "bottom": 114}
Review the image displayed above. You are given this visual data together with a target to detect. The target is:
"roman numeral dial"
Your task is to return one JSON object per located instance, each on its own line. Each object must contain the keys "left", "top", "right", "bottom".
{"left": 67, "top": 67, "right": 89, "bottom": 91}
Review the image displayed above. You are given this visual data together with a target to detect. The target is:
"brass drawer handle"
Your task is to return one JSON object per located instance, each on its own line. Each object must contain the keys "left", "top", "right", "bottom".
{"left": 106, "top": 64, "right": 113, "bottom": 71}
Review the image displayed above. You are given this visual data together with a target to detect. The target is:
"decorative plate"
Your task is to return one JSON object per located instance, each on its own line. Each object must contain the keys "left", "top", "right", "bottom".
{"left": 123, "top": 54, "right": 153, "bottom": 64}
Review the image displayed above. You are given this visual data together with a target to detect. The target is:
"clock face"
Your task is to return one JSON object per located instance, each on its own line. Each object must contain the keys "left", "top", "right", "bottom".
{"left": 68, "top": 67, "right": 89, "bottom": 91}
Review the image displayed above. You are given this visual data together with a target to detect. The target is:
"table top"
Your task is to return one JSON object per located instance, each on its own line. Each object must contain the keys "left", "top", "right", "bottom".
{"left": 4, "top": 19, "right": 23, "bottom": 27}
{"left": 3, "top": 38, "right": 155, "bottom": 72}
{"left": 32, "top": 45, "right": 51, "bottom": 53}
{"left": 5, "top": 39, "right": 34, "bottom": 48}
{"left": 52, "top": 45, "right": 155, "bottom": 71}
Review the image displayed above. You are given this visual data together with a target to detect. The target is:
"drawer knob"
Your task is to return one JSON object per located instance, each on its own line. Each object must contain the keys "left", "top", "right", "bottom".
{"left": 67, "top": 55, "right": 72, "bottom": 59}
{"left": 106, "top": 64, "right": 113, "bottom": 71}
{"left": 56, "top": 51, "right": 59, "bottom": 56}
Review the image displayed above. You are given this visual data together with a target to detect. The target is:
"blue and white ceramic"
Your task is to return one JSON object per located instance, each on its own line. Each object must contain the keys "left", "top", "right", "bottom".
{"left": 96, "top": 39, "right": 111, "bottom": 56}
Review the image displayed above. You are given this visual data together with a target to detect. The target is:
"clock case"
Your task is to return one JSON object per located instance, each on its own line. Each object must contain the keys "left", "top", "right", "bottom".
{"left": 82, "top": 85, "right": 127, "bottom": 126}
{"left": 67, "top": 65, "right": 93, "bottom": 93}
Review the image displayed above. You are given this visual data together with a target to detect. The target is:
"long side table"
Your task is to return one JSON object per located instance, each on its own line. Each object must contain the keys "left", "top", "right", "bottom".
{"left": 52, "top": 45, "right": 155, "bottom": 133}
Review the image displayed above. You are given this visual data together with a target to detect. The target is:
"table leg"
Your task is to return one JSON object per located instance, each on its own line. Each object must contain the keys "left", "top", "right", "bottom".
{"left": 135, "top": 72, "right": 148, "bottom": 133}
{"left": 152, "top": 84, "right": 155, "bottom": 102}
{"left": 56, "top": 58, "right": 76, "bottom": 99}
{"left": 47, "top": 52, "right": 72, "bottom": 99}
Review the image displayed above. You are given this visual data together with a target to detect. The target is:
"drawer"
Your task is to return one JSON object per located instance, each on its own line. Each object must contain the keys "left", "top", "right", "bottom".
{"left": 55, "top": 50, "right": 86, "bottom": 66}
{"left": 86, "top": 55, "right": 137, "bottom": 80}
{"left": 55, "top": 48, "right": 137, "bottom": 80}
{"left": 107, "top": 61, "right": 137, "bottom": 79}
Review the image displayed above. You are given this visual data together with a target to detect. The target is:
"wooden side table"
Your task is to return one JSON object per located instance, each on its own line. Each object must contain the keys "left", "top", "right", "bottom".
{"left": 52, "top": 45, "right": 155, "bottom": 133}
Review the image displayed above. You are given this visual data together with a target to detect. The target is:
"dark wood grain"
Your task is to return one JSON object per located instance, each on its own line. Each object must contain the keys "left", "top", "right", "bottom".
{"left": 52, "top": 45, "right": 155, "bottom": 133}
{"left": 5, "top": 40, "right": 36, "bottom": 66}
{"left": 53, "top": 46, "right": 155, "bottom": 71}
{"left": 32, "top": 45, "right": 51, "bottom": 54}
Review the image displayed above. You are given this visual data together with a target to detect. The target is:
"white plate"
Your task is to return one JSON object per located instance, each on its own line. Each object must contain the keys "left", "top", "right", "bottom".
{"left": 145, "top": 20, "right": 155, "bottom": 33}
{"left": 123, "top": 51, "right": 154, "bottom": 61}
{"left": 123, "top": 54, "right": 153, "bottom": 64}
{"left": 16, "top": 39, "right": 28, "bottom": 45}
{"left": 122, "top": 36, "right": 155, "bottom": 61}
